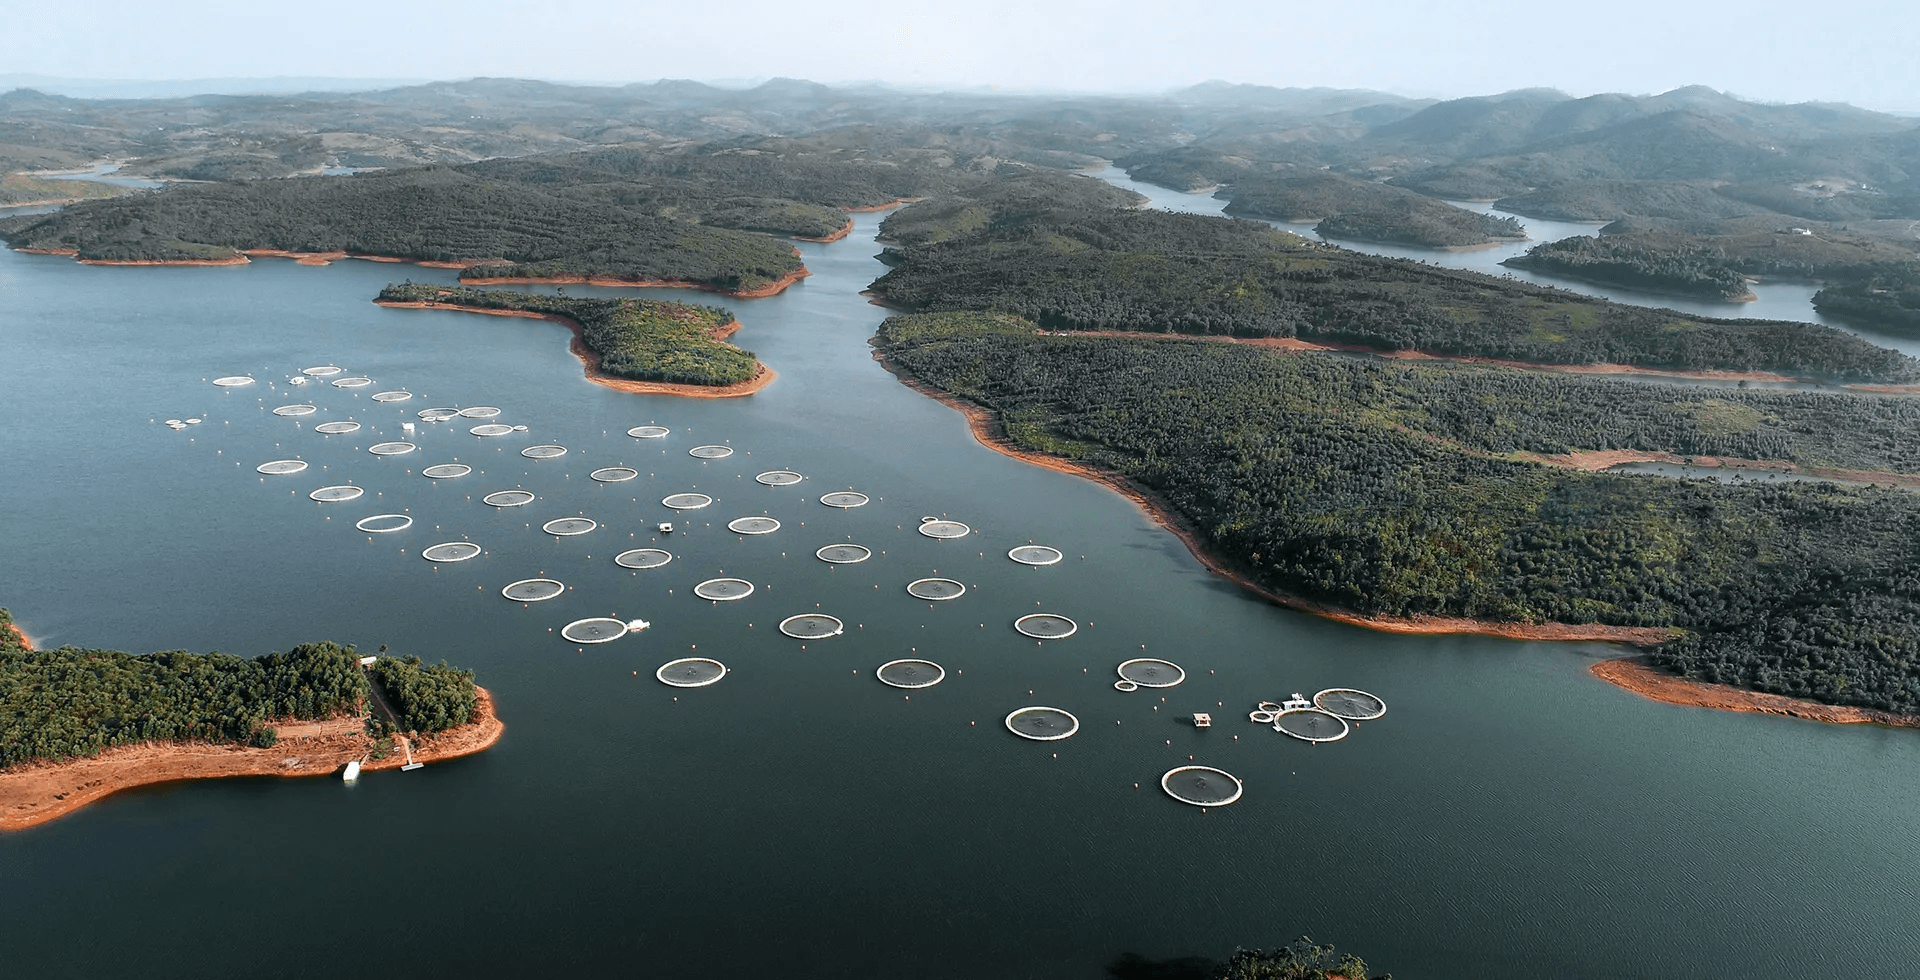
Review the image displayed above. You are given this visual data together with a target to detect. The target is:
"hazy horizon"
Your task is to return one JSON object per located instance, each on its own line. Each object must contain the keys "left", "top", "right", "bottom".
{"left": 10, "top": 0, "right": 1919, "bottom": 114}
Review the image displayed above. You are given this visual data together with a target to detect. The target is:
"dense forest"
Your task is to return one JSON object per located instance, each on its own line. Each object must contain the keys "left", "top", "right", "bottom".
{"left": 0, "top": 173, "right": 125, "bottom": 205}
{"left": 378, "top": 283, "right": 757, "bottom": 386}
{"left": 1219, "top": 172, "right": 1524, "bottom": 248}
{"left": 868, "top": 207, "right": 1920, "bottom": 381}
{"left": 1815, "top": 266, "right": 1920, "bottom": 333}
{"left": 876, "top": 313, "right": 1920, "bottom": 713}
{"left": 878, "top": 168, "right": 1146, "bottom": 245}
{"left": 1502, "top": 235, "right": 1754, "bottom": 300}
{"left": 368, "top": 656, "right": 478, "bottom": 734}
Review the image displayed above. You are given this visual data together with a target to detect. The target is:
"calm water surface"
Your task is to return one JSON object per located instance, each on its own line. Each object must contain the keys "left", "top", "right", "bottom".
{"left": 4, "top": 210, "right": 1920, "bottom": 979}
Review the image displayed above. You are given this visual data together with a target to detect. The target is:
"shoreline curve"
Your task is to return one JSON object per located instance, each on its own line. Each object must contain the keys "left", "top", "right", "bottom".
{"left": 1, "top": 687, "right": 506, "bottom": 833}
{"left": 1591, "top": 657, "right": 1920, "bottom": 729}
{"left": 376, "top": 300, "right": 775, "bottom": 398}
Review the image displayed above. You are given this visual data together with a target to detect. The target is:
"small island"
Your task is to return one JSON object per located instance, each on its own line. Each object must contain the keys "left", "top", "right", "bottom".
{"left": 0, "top": 610, "right": 503, "bottom": 832}
{"left": 1503, "top": 234, "right": 1756, "bottom": 301}
{"left": 375, "top": 283, "right": 773, "bottom": 396}
{"left": 1220, "top": 172, "right": 1526, "bottom": 249}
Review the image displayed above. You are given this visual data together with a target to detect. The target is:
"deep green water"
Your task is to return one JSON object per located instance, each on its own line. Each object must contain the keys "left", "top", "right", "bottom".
{"left": 4, "top": 213, "right": 1920, "bottom": 979}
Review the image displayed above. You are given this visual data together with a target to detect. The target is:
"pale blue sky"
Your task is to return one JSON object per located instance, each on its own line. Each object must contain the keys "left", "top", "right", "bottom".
{"left": 19, "top": 0, "right": 1920, "bottom": 110}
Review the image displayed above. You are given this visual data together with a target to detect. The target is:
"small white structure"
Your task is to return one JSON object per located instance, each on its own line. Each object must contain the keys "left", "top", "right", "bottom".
{"left": 625, "top": 619, "right": 651, "bottom": 633}
{"left": 358, "top": 655, "right": 378, "bottom": 666}
{"left": 1192, "top": 713, "right": 1212, "bottom": 728}
{"left": 658, "top": 522, "right": 674, "bottom": 534}
{"left": 342, "top": 760, "right": 361, "bottom": 783}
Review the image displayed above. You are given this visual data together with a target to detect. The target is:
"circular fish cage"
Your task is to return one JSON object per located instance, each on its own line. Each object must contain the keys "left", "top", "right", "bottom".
{"left": 369, "top": 441, "right": 416, "bottom": 456}
{"left": 314, "top": 421, "right": 361, "bottom": 434}
{"left": 483, "top": 490, "right": 536, "bottom": 508}
{"left": 1273, "top": 708, "right": 1350, "bottom": 743}
{"left": 355, "top": 514, "right": 413, "bottom": 533}
{"left": 332, "top": 377, "right": 373, "bottom": 389}
{"left": 459, "top": 406, "right": 502, "bottom": 419}
{"left": 689, "top": 445, "right": 734, "bottom": 459}
{"left": 755, "top": 470, "right": 802, "bottom": 486}
{"left": 309, "top": 485, "right": 364, "bottom": 502}
{"left": 614, "top": 548, "right": 673, "bottom": 569}
{"left": 1161, "top": 766, "right": 1243, "bottom": 807}
{"left": 1117, "top": 658, "right": 1185, "bottom": 689}
{"left": 1008, "top": 545, "right": 1064, "bottom": 566}
{"left": 727, "top": 517, "right": 781, "bottom": 535}
{"left": 212, "top": 375, "right": 255, "bottom": 387}
{"left": 693, "top": 578, "right": 755, "bottom": 601}
{"left": 273, "top": 404, "right": 317, "bottom": 417}
{"left": 1114, "top": 680, "right": 1139, "bottom": 692}
{"left": 657, "top": 658, "right": 727, "bottom": 688}
{"left": 877, "top": 659, "right": 945, "bottom": 689}
{"left": 819, "top": 491, "right": 869, "bottom": 509}
{"left": 418, "top": 407, "right": 461, "bottom": 422}
{"left": 501, "top": 578, "right": 565, "bottom": 602}
{"left": 372, "top": 390, "right": 412, "bottom": 402}
{"left": 301, "top": 366, "right": 342, "bottom": 377}
{"left": 906, "top": 578, "right": 966, "bottom": 601}
{"left": 421, "top": 463, "right": 471, "bottom": 479}
{"left": 918, "top": 520, "right": 970, "bottom": 539}
{"left": 1313, "top": 688, "right": 1387, "bottom": 721}
{"left": 661, "top": 492, "right": 712, "bottom": 510}
{"left": 543, "top": 517, "right": 597, "bottom": 537}
{"left": 1013, "top": 613, "right": 1077, "bottom": 639}
{"left": 521, "top": 445, "right": 568, "bottom": 460}
{"left": 778, "top": 614, "right": 843, "bottom": 639}
{"left": 1004, "top": 706, "right": 1079, "bottom": 741}
{"left": 590, "top": 467, "right": 639, "bottom": 483}
{"left": 561, "top": 617, "right": 628, "bottom": 644}
{"left": 470, "top": 424, "right": 514, "bottom": 437}
{"left": 816, "top": 544, "right": 871, "bottom": 564}
{"left": 421, "top": 541, "right": 483, "bottom": 563}
{"left": 627, "top": 425, "right": 670, "bottom": 439}
{"left": 256, "top": 459, "right": 308, "bottom": 475}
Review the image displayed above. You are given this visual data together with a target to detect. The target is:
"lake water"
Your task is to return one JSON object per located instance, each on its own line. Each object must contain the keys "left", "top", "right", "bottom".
{"left": 5, "top": 208, "right": 1920, "bottom": 979}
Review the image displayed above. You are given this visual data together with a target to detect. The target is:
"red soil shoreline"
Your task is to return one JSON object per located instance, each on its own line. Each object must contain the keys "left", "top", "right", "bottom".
{"left": 794, "top": 219, "right": 855, "bottom": 243}
{"left": 5, "top": 622, "right": 33, "bottom": 651}
{"left": 459, "top": 263, "right": 810, "bottom": 299}
{"left": 375, "top": 300, "right": 775, "bottom": 398}
{"left": 0, "top": 688, "right": 506, "bottom": 833}
{"left": 1591, "top": 657, "right": 1920, "bottom": 729}
{"left": 841, "top": 197, "right": 920, "bottom": 213}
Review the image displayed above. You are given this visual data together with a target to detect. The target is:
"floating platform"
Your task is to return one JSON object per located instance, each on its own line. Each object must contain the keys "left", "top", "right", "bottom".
{"left": 212, "top": 375, "right": 255, "bottom": 387}
{"left": 560, "top": 617, "right": 629, "bottom": 644}
{"left": 877, "top": 659, "right": 945, "bottom": 689}
{"left": 309, "top": 485, "right": 364, "bottom": 502}
{"left": 483, "top": 489, "right": 536, "bottom": 507}
{"left": 332, "top": 377, "right": 373, "bottom": 389}
{"left": 689, "top": 445, "right": 734, "bottom": 459}
{"left": 1117, "top": 658, "right": 1184, "bottom": 688}
{"left": 273, "top": 404, "right": 317, "bottom": 417}
{"left": 1313, "top": 688, "right": 1386, "bottom": 721}
{"left": 1161, "top": 766, "right": 1241, "bottom": 807}
{"left": 918, "top": 519, "right": 970, "bottom": 539}
{"left": 314, "top": 421, "right": 361, "bottom": 434}
{"left": 1008, "top": 545, "right": 1064, "bottom": 566}
{"left": 1013, "top": 613, "right": 1077, "bottom": 639}
{"left": 502, "top": 578, "right": 565, "bottom": 602}
{"left": 627, "top": 425, "right": 670, "bottom": 439}
{"left": 1004, "top": 706, "right": 1079, "bottom": 741}
{"left": 301, "top": 366, "right": 342, "bottom": 377}
{"left": 522, "top": 445, "right": 568, "bottom": 459}
{"left": 418, "top": 407, "right": 462, "bottom": 422}
{"left": 470, "top": 423, "right": 514, "bottom": 437}
{"left": 816, "top": 544, "right": 871, "bottom": 564}
{"left": 728, "top": 516, "right": 781, "bottom": 535}
{"left": 458, "top": 406, "right": 502, "bottom": 419}
{"left": 614, "top": 549, "right": 673, "bottom": 569}
{"left": 819, "top": 491, "right": 869, "bottom": 508}
{"left": 755, "top": 470, "right": 802, "bottom": 486}
{"left": 657, "top": 658, "right": 726, "bottom": 687}
{"left": 590, "top": 467, "right": 639, "bottom": 483}
{"left": 906, "top": 578, "right": 966, "bottom": 601}
{"left": 778, "top": 614, "right": 843, "bottom": 638}
{"left": 369, "top": 441, "right": 416, "bottom": 456}
{"left": 661, "top": 493, "right": 712, "bottom": 511}
{"left": 257, "top": 459, "right": 308, "bottom": 475}
{"left": 694, "top": 578, "right": 755, "bottom": 601}
{"left": 422, "top": 463, "right": 471, "bottom": 479}
{"left": 1272, "top": 708, "right": 1349, "bottom": 743}
{"left": 543, "top": 517, "right": 597, "bottom": 536}
{"left": 355, "top": 514, "right": 413, "bottom": 534}
{"left": 372, "top": 390, "right": 412, "bottom": 402}
{"left": 421, "top": 541, "right": 483, "bottom": 563}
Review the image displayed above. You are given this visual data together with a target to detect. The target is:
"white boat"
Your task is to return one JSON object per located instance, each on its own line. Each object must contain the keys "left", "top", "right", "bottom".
{"left": 625, "top": 619, "right": 651, "bottom": 633}
{"left": 658, "top": 522, "right": 674, "bottom": 534}
{"left": 289, "top": 376, "right": 308, "bottom": 385}
{"left": 342, "top": 760, "right": 361, "bottom": 783}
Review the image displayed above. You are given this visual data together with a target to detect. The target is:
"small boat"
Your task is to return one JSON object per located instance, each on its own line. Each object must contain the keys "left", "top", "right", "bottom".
{"left": 289, "top": 376, "right": 308, "bottom": 385}
{"left": 342, "top": 760, "right": 361, "bottom": 784}
{"left": 625, "top": 619, "right": 651, "bottom": 633}
{"left": 658, "top": 522, "right": 674, "bottom": 534}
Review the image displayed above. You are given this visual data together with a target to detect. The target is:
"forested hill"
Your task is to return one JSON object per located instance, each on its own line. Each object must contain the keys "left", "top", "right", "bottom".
{"left": 1219, "top": 172, "right": 1524, "bottom": 248}
{"left": 875, "top": 313, "right": 1920, "bottom": 714}
{"left": 868, "top": 207, "right": 1920, "bottom": 382}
